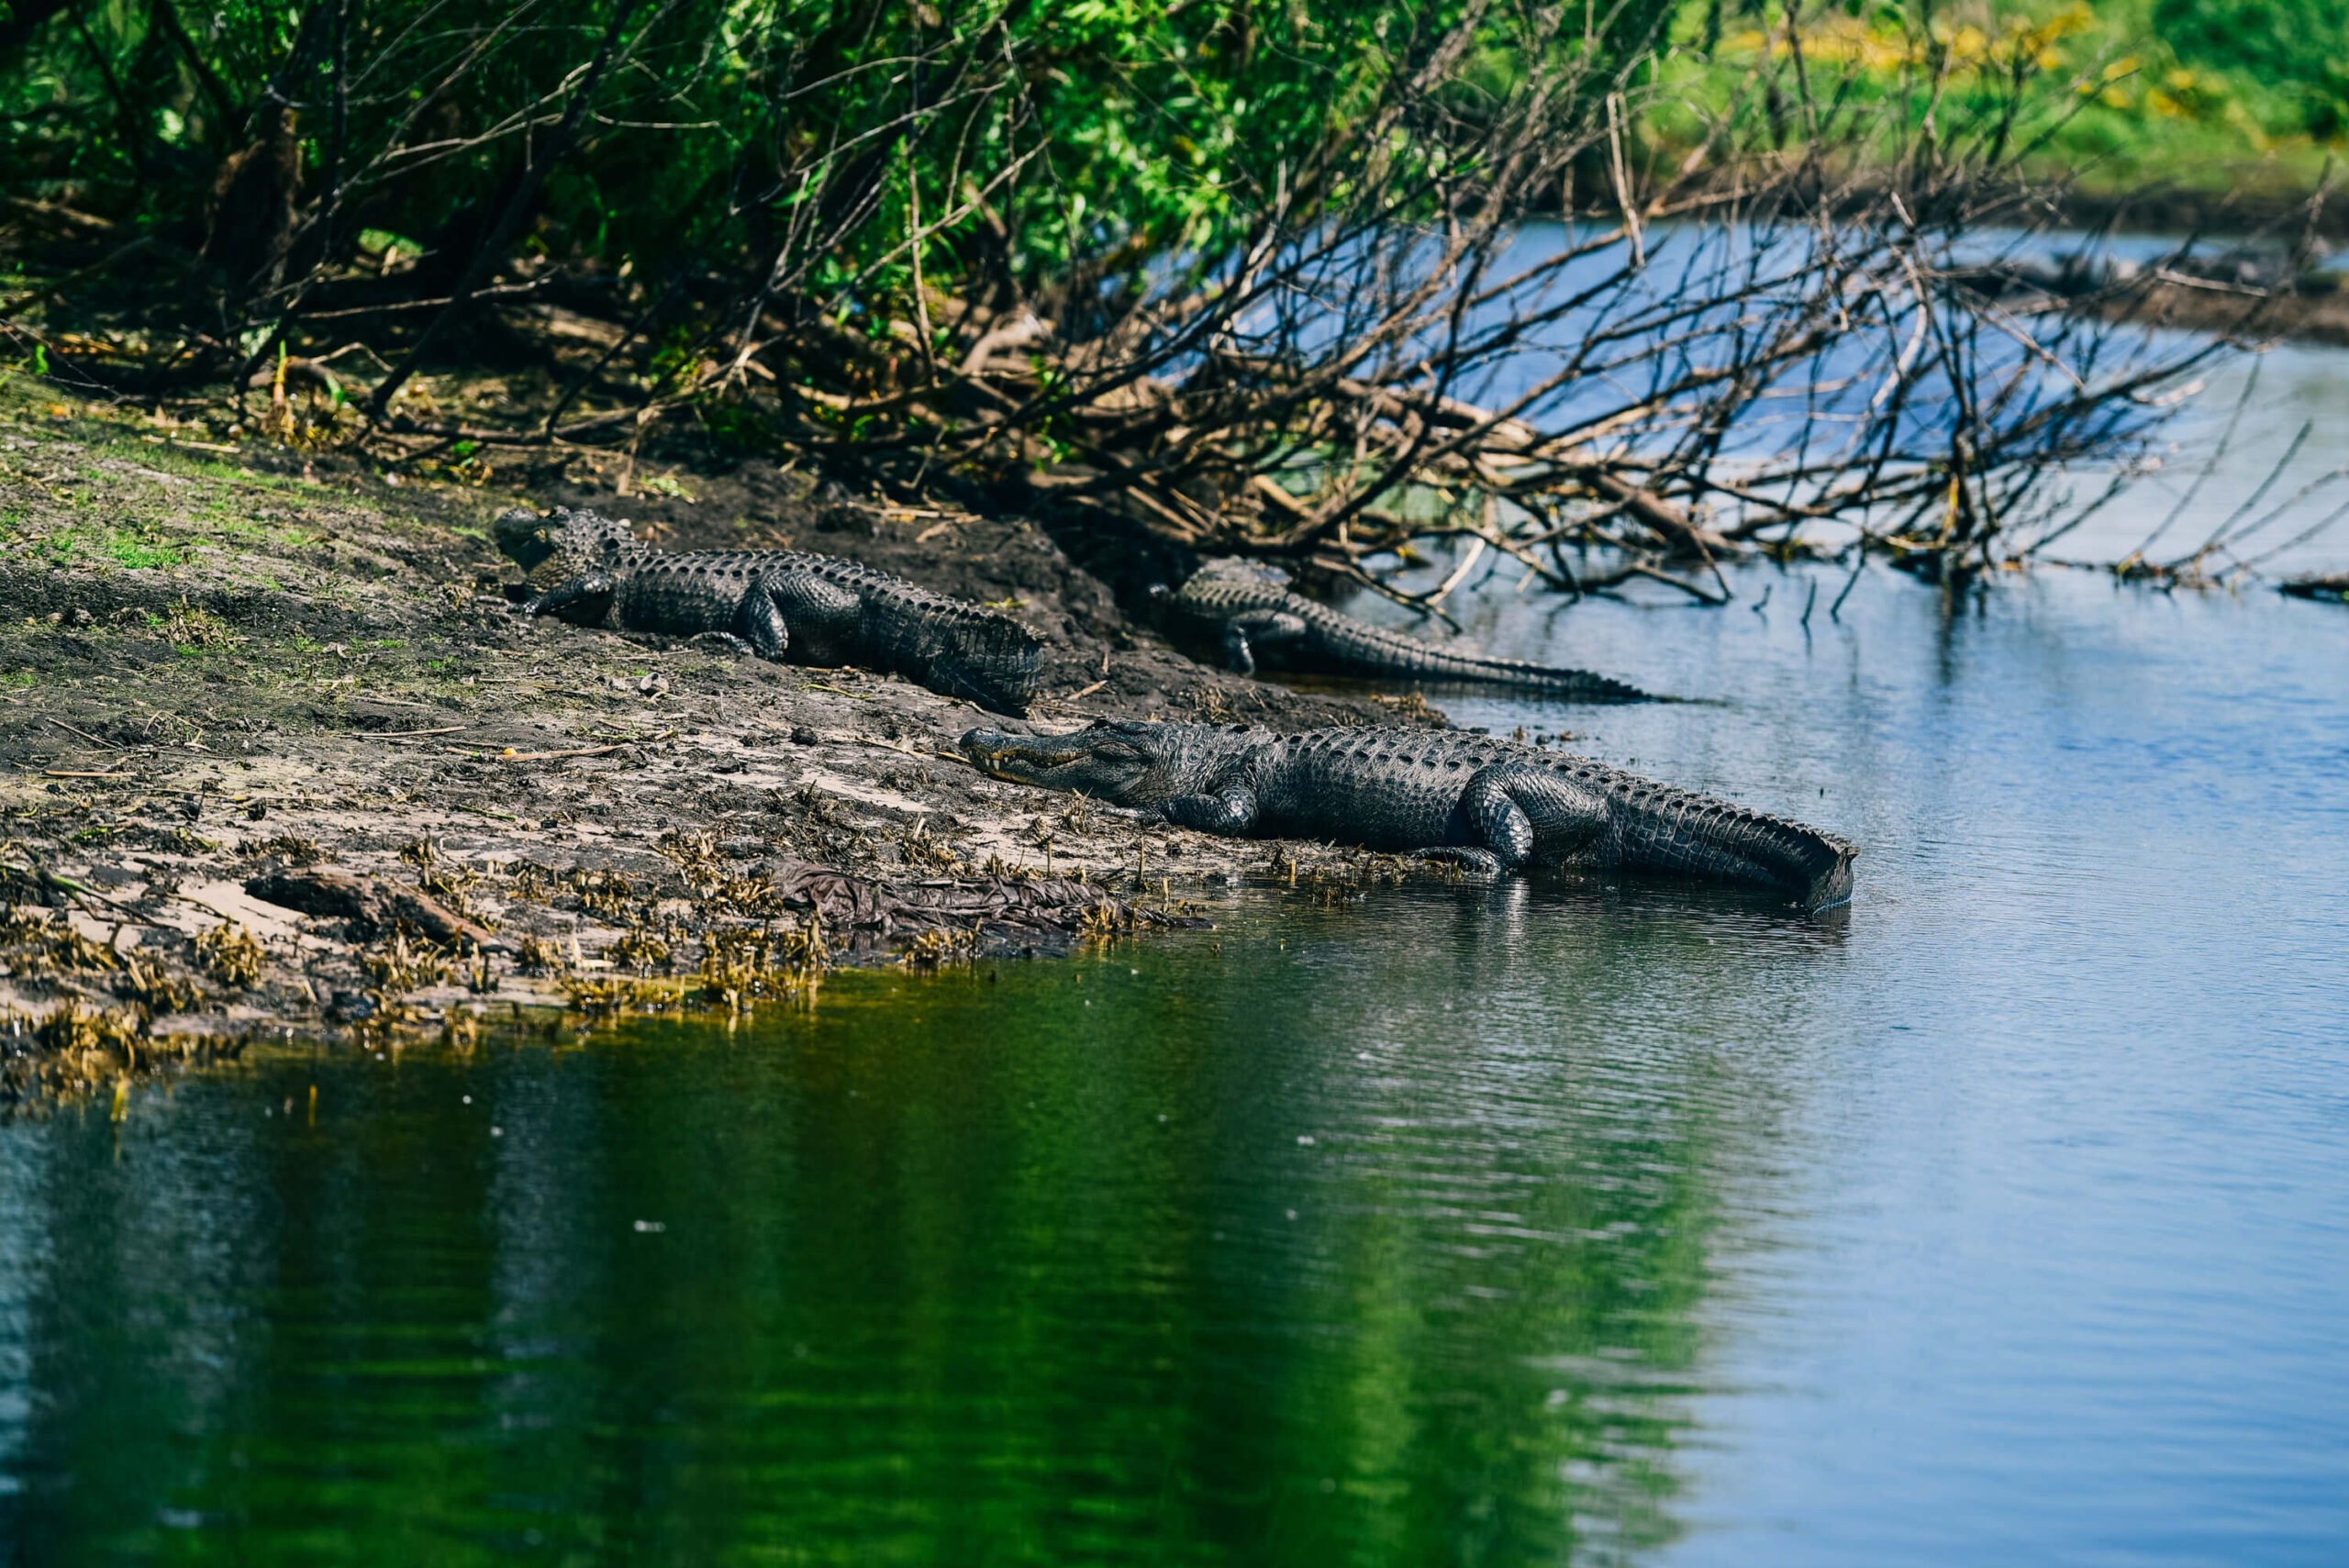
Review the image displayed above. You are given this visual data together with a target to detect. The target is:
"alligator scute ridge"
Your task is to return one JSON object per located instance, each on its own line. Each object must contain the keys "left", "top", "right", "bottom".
{"left": 496, "top": 506, "right": 1045, "bottom": 713}
{"left": 962, "top": 719, "right": 1855, "bottom": 911}
{"left": 1165, "top": 558, "right": 1655, "bottom": 702}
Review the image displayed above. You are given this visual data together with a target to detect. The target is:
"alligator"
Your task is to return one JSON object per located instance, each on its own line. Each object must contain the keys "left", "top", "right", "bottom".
{"left": 495, "top": 506, "right": 1045, "bottom": 713}
{"left": 963, "top": 719, "right": 1855, "bottom": 909}
{"left": 1163, "top": 558, "right": 1654, "bottom": 702}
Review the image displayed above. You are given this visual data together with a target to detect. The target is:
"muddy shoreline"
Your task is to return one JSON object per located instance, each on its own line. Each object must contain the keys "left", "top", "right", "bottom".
{"left": 0, "top": 392, "right": 1494, "bottom": 1103}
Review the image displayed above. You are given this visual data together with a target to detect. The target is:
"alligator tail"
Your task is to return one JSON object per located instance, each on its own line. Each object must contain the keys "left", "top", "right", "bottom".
{"left": 1415, "top": 643, "right": 1653, "bottom": 702}
{"left": 1610, "top": 779, "right": 1856, "bottom": 910}
{"left": 1355, "top": 625, "right": 1653, "bottom": 702}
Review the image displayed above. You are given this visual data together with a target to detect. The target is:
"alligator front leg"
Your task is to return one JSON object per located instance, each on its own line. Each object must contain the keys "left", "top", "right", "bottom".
{"left": 1159, "top": 785, "right": 1260, "bottom": 835}
{"left": 518, "top": 572, "right": 617, "bottom": 627}
{"left": 1221, "top": 610, "right": 1308, "bottom": 676}
{"left": 687, "top": 632, "right": 756, "bottom": 656}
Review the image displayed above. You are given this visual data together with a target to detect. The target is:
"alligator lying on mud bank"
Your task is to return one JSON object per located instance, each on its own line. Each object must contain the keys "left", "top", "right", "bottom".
{"left": 1164, "top": 559, "right": 1655, "bottom": 701}
{"left": 965, "top": 720, "right": 1856, "bottom": 911}
{"left": 498, "top": 506, "right": 1049, "bottom": 713}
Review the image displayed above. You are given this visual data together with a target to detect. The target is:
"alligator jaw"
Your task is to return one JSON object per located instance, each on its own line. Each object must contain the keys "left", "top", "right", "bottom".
{"left": 958, "top": 725, "right": 1163, "bottom": 800}
{"left": 961, "top": 727, "right": 1095, "bottom": 782}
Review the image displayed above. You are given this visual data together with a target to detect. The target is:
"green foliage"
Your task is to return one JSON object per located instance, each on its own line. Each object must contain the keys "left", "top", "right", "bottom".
{"left": 0, "top": 0, "right": 1674, "bottom": 325}
{"left": 2149, "top": 0, "right": 2349, "bottom": 138}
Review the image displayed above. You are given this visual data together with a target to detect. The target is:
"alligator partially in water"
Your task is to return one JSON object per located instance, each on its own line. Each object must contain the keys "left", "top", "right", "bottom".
{"left": 495, "top": 506, "right": 1045, "bottom": 713}
{"left": 1163, "top": 559, "right": 1654, "bottom": 702}
{"left": 963, "top": 719, "right": 1855, "bottom": 909}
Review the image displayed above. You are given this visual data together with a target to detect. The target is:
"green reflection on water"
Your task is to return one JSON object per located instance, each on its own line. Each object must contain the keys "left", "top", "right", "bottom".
{"left": 3, "top": 883, "right": 1795, "bottom": 1564}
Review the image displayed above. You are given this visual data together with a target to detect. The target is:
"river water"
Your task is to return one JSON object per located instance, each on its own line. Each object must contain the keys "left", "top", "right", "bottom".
{"left": 4, "top": 384, "right": 2347, "bottom": 1562}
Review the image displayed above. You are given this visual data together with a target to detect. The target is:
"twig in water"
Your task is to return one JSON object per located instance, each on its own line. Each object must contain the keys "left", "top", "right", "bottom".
{"left": 1830, "top": 542, "right": 1866, "bottom": 622}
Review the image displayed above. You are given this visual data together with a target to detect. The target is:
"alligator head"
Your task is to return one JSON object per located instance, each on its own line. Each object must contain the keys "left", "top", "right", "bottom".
{"left": 494, "top": 506, "right": 638, "bottom": 587}
{"left": 960, "top": 720, "right": 1190, "bottom": 806}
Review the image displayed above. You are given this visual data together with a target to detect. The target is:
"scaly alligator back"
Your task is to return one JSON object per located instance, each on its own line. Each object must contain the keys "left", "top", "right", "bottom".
{"left": 1249, "top": 729, "right": 1852, "bottom": 906}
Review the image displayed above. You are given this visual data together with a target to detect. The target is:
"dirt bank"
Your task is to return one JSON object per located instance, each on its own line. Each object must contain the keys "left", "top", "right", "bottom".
{"left": 0, "top": 387, "right": 1476, "bottom": 1103}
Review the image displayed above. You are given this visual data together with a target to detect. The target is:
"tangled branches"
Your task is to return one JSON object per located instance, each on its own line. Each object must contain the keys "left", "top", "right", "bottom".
{"left": 3, "top": 0, "right": 2316, "bottom": 590}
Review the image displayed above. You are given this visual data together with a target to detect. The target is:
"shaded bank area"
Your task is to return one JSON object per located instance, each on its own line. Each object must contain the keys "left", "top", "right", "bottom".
{"left": 0, "top": 389, "right": 1474, "bottom": 1105}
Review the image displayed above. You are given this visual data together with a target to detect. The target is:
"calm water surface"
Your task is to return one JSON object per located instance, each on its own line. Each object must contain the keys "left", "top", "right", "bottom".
{"left": 3, "top": 546, "right": 2346, "bottom": 1561}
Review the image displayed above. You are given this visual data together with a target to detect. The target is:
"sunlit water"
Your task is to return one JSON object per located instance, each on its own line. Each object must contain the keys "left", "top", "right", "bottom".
{"left": 6, "top": 368, "right": 2349, "bottom": 1561}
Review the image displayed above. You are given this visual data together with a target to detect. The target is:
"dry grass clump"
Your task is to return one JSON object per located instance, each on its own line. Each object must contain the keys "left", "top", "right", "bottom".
{"left": 889, "top": 817, "right": 966, "bottom": 874}
{"left": 696, "top": 918, "right": 827, "bottom": 1010}
{"left": 239, "top": 833, "right": 328, "bottom": 863}
{"left": 567, "top": 867, "right": 634, "bottom": 919}
{"left": 161, "top": 597, "right": 245, "bottom": 649}
{"left": 896, "top": 928, "right": 976, "bottom": 970}
{"left": 780, "top": 782, "right": 845, "bottom": 826}
{"left": 558, "top": 974, "right": 689, "bottom": 1015}
{"left": 194, "top": 922, "right": 263, "bottom": 986}
{"left": 118, "top": 957, "right": 205, "bottom": 1014}
{"left": 3, "top": 908, "right": 120, "bottom": 974}
{"left": 399, "top": 839, "right": 483, "bottom": 913}
{"left": 654, "top": 829, "right": 726, "bottom": 887}
{"left": 0, "top": 1000, "right": 243, "bottom": 1109}
{"left": 609, "top": 922, "right": 674, "bottom": 974}
{"left": 359, "top": 930, "right": 450, "bottom": 995}
{"left": 505, "top": 861, "right": 561, "bottom": 903}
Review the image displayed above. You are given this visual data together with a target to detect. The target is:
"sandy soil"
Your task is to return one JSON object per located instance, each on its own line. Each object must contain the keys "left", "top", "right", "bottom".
{"left": 0, "top": 388, "right": 1464, "bottom": 1102}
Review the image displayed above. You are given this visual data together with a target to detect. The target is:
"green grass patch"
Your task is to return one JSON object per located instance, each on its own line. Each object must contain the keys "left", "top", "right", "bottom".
{"left": 105, "top": 529, "right": 185, "bottom": 569}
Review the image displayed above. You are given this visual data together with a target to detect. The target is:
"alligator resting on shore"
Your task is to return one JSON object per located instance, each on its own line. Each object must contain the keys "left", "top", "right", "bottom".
{"left": 496, "top": 506, "right": 1045, "bottom": 713}
{"left": 1163, "top": 559, "right": 1654, "bottom": 702}
{"left": 963, "top": 719, "right": 1855, "bottom": 909}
